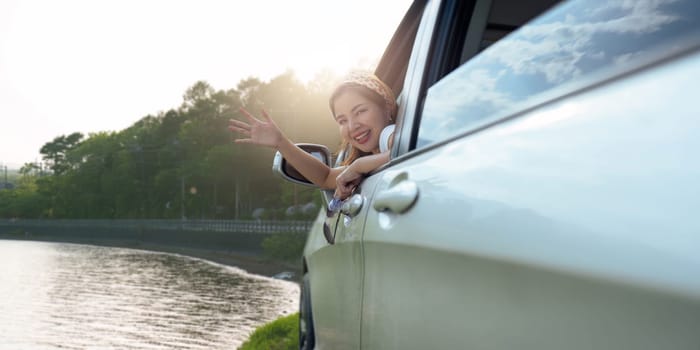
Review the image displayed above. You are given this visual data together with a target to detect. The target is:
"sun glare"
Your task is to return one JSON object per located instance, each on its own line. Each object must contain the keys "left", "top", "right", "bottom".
{"left": 0, "top": 0, "right": 412, "bottom": 166}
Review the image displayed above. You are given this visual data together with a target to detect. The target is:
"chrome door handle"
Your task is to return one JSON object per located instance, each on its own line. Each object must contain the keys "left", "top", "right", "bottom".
{"left": 340, "top": 194, "right": 364, "bottom": 217}
{"left": 373, "top": 180, "right": 418, "bottom": 214}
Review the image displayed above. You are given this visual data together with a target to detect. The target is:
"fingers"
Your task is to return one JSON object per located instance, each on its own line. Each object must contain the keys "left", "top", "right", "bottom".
{"left": 335, "top": 173, "right": 360, "bottom": 200}
{"left": 228, "top": 125, "right": 250, "bottom": 138}
{"left": 231, "top": 108, "right": 282, "bottom": 149}
{"left": 237, "top": 107, "right": 275, "bottom": 127}
{"left": 228, "top": 128, "right": 249, "bottom": 137}
{"left": 334, "top": 183, "right": 357, "bottom": 200}
{"left": 261, "top": 109, "right": 273, "bottom": 122}
{"left": 334, "top": 186, "right": 349, "bottom": 200}
{"left": 229, "top": 119, "right": 251, "bottom": 132}
{"left": 334, "top": 177, "right": 349, "bottom": 198}
{"left": 239, "top": 107, "right": 260, "bottom": 124}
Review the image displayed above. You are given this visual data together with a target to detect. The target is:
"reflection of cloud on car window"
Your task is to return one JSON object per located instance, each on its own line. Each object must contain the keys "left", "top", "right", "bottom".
{"left": 419, "top": 68, "right": 511, "bottom": 142}
{"left": 599, "top": 0, "right": 679, "bottom": 33}
{"left": 613, "top": 51, "right": 649, "bottom": 66}
{"left": 485, "top": 0, "right": 679, "bottom": 84}
{"left": 416, "top": 0, "right": 696, "bottom": 149}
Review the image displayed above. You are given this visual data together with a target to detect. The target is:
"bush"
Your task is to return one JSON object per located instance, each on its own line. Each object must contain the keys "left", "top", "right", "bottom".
{"left": 261, "top": 232, "right": 306, "bottom": 261}
{"left": 238, "top": 312, "right": 299, "bottom": 350}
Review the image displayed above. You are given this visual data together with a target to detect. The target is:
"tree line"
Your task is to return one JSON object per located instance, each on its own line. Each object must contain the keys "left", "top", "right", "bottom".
{"left": 0, "top": 71, "right": 343, "bottom": 220}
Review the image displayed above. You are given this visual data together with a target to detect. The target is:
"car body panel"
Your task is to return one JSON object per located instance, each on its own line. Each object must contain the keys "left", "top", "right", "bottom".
{"left": 360, "top": 48, "right": 700, "bottom": 349}
{"left": 304, "top": 206, "right": 364, "bottom": 350}
{"left": 304, "top": 181, "right": 384, "bottom": 349}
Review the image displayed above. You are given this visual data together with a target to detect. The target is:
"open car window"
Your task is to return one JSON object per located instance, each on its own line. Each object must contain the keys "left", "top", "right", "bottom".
{"left": 374, "top": 0, "right": 427, "bottom": 100}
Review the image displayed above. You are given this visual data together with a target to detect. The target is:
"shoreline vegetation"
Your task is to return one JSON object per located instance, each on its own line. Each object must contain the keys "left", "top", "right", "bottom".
{"left": 238, "top": 312, "right": 299, "bottom": 350}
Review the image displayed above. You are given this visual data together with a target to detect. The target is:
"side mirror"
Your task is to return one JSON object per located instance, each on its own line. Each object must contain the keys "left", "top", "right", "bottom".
{"left": 272, "top": 143, "right": 332, "bottom": 187}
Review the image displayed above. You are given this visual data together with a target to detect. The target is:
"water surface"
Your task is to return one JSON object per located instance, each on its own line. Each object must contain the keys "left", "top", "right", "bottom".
{"left": 0, "top": 240, "right": 299, "bottom": 349}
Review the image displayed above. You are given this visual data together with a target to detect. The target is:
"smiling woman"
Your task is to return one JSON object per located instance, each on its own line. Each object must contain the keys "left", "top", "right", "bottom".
{"left": 229, "top": 72, "right": 397, "bottom": 200}
{"left": 0, "top": 0, "right": 412, "bottom": 168}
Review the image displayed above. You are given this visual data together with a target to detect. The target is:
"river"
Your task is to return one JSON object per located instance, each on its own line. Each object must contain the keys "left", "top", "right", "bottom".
{"left": 0, "top": 240, "right": 299, "bottom": 349}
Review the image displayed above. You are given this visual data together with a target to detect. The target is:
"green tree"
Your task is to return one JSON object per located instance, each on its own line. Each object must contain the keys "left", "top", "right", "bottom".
{"left": 39, "top": 132, "right": 84, "bottom": 175}
{"left": 1, "top": 70, "right": 342, "bottom": 219}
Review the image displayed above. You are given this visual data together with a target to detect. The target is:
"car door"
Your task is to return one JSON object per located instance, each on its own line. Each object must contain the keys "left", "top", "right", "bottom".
{"left": 360, "top": 0, "right": 700, "bottom": 349}
{"left": 305, "top": 1, "right": 429, "bottom": 348}
{"left": 305, "top": 187, "right": 365, "bottom": 350}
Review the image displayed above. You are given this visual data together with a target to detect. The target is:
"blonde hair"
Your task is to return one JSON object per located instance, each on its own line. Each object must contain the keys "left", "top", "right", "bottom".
{"left": 329, "top": 73, "right": 397, "bottom": 166}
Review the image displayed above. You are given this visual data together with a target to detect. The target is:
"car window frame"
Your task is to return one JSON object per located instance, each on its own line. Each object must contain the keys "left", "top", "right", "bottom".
{"left": 390, "top": 0, "right": 444, "bottom": 160}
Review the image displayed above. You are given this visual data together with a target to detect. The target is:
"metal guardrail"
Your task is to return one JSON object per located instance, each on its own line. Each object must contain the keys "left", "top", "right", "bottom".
{"left": 0, "top": 219, "right": 313, "bottom": 234}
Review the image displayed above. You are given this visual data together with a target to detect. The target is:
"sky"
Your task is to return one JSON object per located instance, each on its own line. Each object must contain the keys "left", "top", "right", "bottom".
{"left": 0, "top": 0, "right": 412, "bottom": 169}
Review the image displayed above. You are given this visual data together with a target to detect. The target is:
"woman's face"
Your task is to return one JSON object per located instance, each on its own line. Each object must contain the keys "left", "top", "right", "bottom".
{"left": 333, "top": 89, "right": 391, "bottom": 154}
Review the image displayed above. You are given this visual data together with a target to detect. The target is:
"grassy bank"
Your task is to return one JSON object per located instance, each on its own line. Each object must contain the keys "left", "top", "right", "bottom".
{"left": 239, "top": 312, "right": 299, "bottom": 350}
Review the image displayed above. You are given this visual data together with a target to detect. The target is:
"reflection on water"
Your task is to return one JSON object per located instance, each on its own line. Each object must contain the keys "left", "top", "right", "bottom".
{"left": 0, "top": 240, "right": 299, "bottom": 349}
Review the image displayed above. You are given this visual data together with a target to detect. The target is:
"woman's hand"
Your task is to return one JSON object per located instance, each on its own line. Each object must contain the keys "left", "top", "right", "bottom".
{"left": 229, "top": 108, "right": 284, "bottom": 149}
{"left": 334, "top": 151, "right": 390, "bottom": 200}
{"left": 335, "top": 164, "right": 363, "bottom": 200}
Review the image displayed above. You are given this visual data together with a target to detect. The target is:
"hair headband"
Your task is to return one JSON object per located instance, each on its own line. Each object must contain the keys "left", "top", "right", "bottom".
{"left": 339, "top": 72, "right": 397, "bottom": 117}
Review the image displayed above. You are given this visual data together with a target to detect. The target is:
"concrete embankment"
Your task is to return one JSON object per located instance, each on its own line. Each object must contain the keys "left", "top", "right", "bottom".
{"left": 0, "top": 219, "right": 308, "bottom": 278}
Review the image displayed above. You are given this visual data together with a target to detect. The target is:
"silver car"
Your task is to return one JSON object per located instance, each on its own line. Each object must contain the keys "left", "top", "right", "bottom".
{"left": 275, "top": 0, "right": 700, "bottom": 349}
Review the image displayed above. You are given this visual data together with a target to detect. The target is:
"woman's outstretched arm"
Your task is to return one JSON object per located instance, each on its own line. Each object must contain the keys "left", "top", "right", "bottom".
{"left": 229, "top": 108, "right": 341, "bottom": 189}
